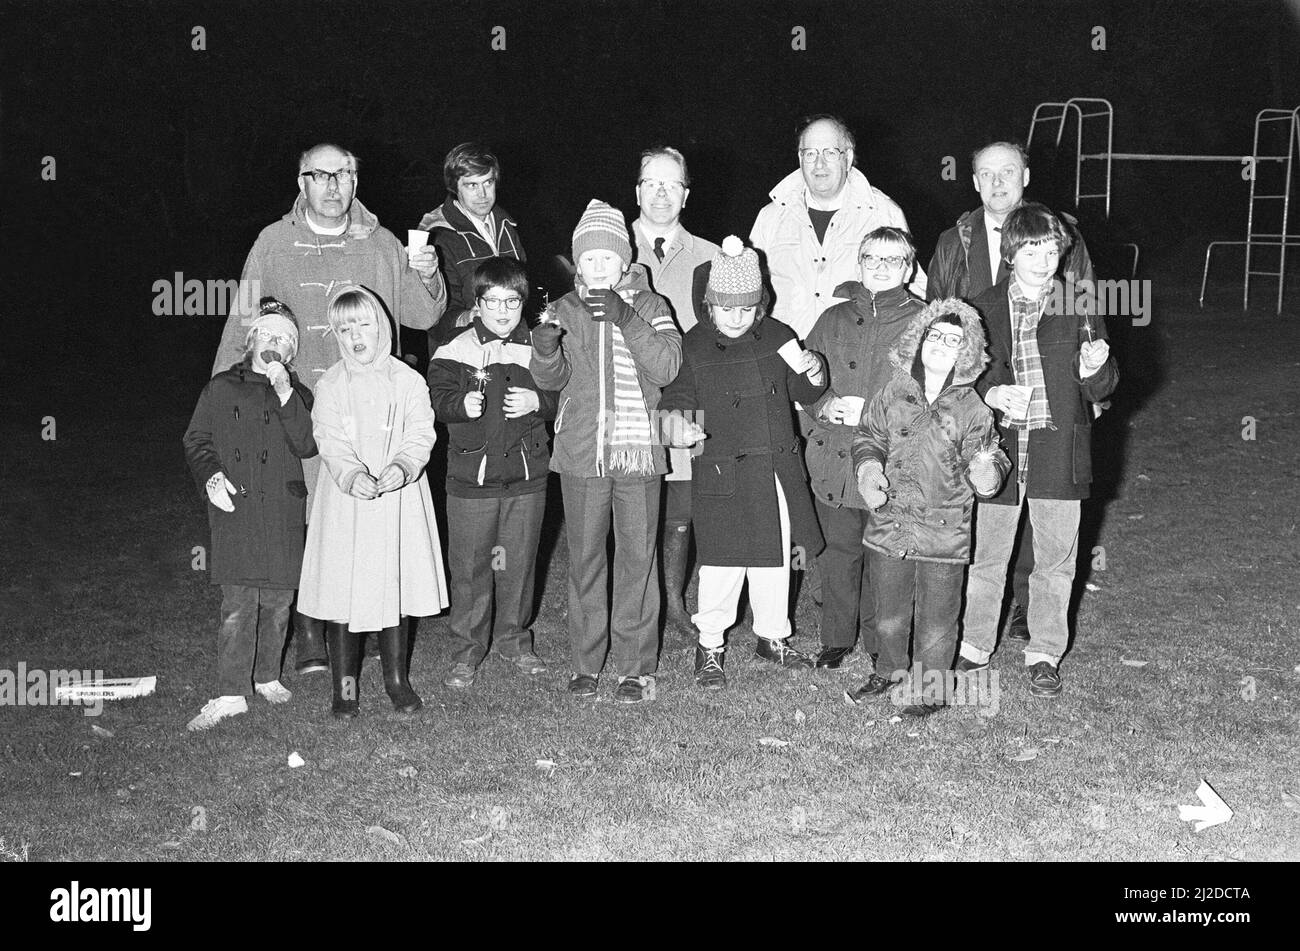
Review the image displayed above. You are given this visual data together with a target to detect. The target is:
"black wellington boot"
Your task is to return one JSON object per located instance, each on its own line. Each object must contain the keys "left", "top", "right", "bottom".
{"left": 379, "top": 621, "right": 422, "bottom": 714}
{"left": 326, "top": 622, "right": 361, "bottom": 719}
{"left": 294, "top": 612, "right": 329, "bottom": 675}
{"left": 661, "top": 526, "right": 695, "bottom": 641}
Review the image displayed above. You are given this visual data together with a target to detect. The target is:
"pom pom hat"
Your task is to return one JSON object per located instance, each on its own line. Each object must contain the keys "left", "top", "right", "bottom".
{"left": 704, "top": 235, "right": 763, "bottom": 307}
{"left": 572, "top": 199, "right": 632, "bottom": 264}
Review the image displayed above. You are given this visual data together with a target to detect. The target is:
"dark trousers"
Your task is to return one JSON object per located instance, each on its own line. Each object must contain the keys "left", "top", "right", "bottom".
{"left": 216, "top": 584, "right": 293, "bottom": 696}
{"left": 869, "top": 549, "right": 964, "bottom": 681}
{"left": 560, "top": 474, "right": 661, "bottom": 679}
{"left": 661, "top": 479, "right": 692, "bottom": 532}
{"left": 1012, "top": 518, "right": 1034, "bottom": 607}
{"left": 446, "top": 490, "right": 546, "bottom": 665}
{"left": 815, "top": 500, "right": 876, "bottom": 652}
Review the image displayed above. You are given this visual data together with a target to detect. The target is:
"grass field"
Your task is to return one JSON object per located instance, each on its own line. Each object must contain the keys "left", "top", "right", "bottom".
{"left": 2, "top": 279, "right": 1298, "bottom": 862}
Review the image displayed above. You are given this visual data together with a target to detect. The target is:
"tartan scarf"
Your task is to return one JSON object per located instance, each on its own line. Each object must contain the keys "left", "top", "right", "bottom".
{"left": 1007, "top": 279, "right": 1056, "bottom": 482}
{"left": 580, "top": 280, "right": 656, "bottom": 477}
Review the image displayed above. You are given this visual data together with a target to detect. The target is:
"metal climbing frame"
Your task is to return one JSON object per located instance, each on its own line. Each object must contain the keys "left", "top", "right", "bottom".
{"left": 1029, "top": 98, "right": 1300, "bottom": 313}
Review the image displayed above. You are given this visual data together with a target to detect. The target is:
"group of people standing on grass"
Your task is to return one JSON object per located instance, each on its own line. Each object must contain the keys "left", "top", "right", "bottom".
{"left": 181, "top": 112, "right": 1117, "bottom": 732}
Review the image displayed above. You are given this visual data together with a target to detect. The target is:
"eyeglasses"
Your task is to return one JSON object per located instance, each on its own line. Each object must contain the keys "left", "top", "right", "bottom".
{"left": 639, "top": 178, "right": 685, "bottom": 196}
{"left": 798, "top": 147, "right": 847, "bottom": 164}
{"left": 924, "top": 328, "right": 965, "bottom": 349}
{"left": 300, "top": 168, "right": 356, "bottom": 187}
{"left": 252, "top": 329, "right": 293, "bottom": 346}
{"left": 860, "top": 253, "right": 908, "bottom": 269}
{"left": 480, "top": 295, "right": 523, "bottom": 311}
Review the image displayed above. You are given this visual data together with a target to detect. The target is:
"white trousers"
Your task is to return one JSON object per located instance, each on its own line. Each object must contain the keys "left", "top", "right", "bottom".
{"left": 693, "top": 474, "right": 793, "bottom": 649}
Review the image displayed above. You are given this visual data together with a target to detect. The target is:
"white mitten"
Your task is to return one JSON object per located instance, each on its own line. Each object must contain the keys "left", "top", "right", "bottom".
{"left": 206, "top": 472, "right": 238, "bottom": 512}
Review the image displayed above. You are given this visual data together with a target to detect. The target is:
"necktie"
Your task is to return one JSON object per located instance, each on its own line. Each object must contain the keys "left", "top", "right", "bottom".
{"left": 653, "top": 237, "right": 665, "bottom": 262}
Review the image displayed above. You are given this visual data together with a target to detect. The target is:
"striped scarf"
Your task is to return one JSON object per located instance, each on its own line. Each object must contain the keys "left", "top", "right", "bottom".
{"left": 586, "top": 284, "right": 655, "bottom": 476}
{"left": 1007, "top": 280, "right": 1056, "bottom": 482}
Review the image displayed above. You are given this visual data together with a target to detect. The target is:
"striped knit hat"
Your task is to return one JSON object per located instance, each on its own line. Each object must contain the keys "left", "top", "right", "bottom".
{"left": 572, "top": 199, "right": 632, "bottom": 264}
{"left": 705, "top": 235, "right": 763, "bottom": 306}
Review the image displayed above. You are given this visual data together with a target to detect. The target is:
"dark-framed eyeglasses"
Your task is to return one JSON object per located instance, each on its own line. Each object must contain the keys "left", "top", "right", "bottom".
{"left": 300, "top": 168, "right": 357, "bottom": 187}
{"left": 860, "top": 253, "right": 908, "bottom": 269}
{"left": 924, "top": 328, "right": 965, "bottom": 349}
{"left": 479, "top": 295, "right": 523, "bottom": 311}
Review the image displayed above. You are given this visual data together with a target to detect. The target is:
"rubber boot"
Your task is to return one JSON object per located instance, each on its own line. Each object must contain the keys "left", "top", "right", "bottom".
{"left": 294, "top": 612, "right": 329, "bottom": 675}
{"left": 326, "top": 622, "right": 361, "bottom": 719}
{"left": 379, "top": 621, "right": 422, "bottom": 714}
{"left": 661, "top": 525, "right": 695, "bottom": 642}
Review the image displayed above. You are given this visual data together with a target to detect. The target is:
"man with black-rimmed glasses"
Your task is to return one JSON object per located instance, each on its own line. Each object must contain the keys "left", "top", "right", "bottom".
{"left": 210, "top": 142, "right": 447, "bottom": 675}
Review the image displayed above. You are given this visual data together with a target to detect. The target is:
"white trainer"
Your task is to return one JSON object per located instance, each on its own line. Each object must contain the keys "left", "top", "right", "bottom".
{"left": 186, "top": 695, "right": 248, "bottom": 731}
{"left": 254, "top": 680, "right": 293, "bottom": 704}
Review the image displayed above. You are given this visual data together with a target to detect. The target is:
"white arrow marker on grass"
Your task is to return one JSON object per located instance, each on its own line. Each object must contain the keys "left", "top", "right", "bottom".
{"left": 1178, "top": 780, "right": 1233, "bottom": 832}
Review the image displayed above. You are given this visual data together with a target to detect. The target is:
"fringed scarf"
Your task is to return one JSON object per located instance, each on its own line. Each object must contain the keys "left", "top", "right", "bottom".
{"left": 583, "top": 280, "right": 656, "bottom": 477}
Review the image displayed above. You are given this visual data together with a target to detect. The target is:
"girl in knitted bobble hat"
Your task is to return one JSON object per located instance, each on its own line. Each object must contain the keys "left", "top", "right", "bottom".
{"left": 659, "top": 236, "right": 830, "bottom": 691}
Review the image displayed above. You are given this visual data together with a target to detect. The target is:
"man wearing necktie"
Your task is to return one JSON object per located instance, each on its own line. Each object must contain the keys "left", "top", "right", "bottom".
{"left": 632, "top": 146, "right": 720, "bottom": 640}
{"left": 927, "top": 141, "right": 1096, "bottom": 647}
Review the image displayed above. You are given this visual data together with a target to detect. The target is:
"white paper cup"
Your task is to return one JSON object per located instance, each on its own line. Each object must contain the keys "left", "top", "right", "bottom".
{"left": 407, "top": 229, "right": 429, "bottom": 258}
{"left": 840, "top": 395, "right": 866, "bottom": 424}
{"left": 777, "top": 339, "right": 805, "bottom": 370}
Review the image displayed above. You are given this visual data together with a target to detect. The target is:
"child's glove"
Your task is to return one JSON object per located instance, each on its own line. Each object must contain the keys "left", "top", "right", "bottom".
{"left": 531, "top": 323, "right": 563, "bottom": 357}
{"left": 206, "top": 472, "right": 238, "bottom": 512}
{"left": 968, "top": 452, "right": 1002, "bottom": 496}
{"left": 856, "top": 461, "right": 889, "bottom": 510}
{"left": 582, "top": 288, "right": 635, "bottom": 328}
{"left": 265, "top": 361, "right": 293, "bottom": 403}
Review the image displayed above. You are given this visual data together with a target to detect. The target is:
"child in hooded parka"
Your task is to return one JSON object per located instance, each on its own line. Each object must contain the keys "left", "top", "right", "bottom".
{"left": 297, "top": 284, "right": 450, "bottom": 719}
{"left": 847, "top": 298, "right": 1010, "bottom": 715}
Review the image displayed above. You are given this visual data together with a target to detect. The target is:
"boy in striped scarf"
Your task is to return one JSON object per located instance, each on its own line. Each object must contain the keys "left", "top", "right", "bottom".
{"left": 530, "top": 200, "right": 682, "bottom": 704}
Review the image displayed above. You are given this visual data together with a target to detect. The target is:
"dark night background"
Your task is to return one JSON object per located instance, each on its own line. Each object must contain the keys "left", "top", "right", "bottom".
{"left": 3, "top": 0, "right": 1299, "bottom": 389}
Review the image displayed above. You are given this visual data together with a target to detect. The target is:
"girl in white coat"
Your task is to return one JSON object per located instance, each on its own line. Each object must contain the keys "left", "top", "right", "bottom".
{"left": 298, "top": 285, "right": 449, "bottom": 717}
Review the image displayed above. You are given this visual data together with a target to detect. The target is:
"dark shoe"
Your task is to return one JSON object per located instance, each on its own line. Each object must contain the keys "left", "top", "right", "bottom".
{"left": 378, "top": 623, "right": 422, "bottom": 714}
{"left": 661, "top": 526, "right": 695, "bottom": 639}
{"left": 293, "top": 612, "right": 329, "bottom": 675}
{"left": 443, "top": 662, "right": 477, "bottom": 688}
{"left": 902, "top": 701, "right": 947, "bottom": 718}
{"left": 845, "top": 673, "right": 894, "bottom": 702}
{"left": 693, "top": 645, "right": 727, "bottom": 690}
{"left": 1005, "top": 602, "right": 1030, "bottom": 642}
{"left": 568, "top": 674, "right": 598, "bottom": 700}
{"left": 615, "top": 676, "right": 653, "bottom": 704}
{"left": 755, "top": 637, "right": 814, "bottom": 669}
{"left": 1028, "top": 661, "right": 1062, "bottom": 698}
{"left": 815, "top": 646, "right": 853, "bottom": 669}
{"left": 326, "top": 621, "right": 361, "bottom": 719}
{"left": 955, "top": 655, "right": 989, "bottom": 673}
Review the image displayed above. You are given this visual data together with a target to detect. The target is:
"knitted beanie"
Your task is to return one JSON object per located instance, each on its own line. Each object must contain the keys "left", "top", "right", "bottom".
{"left": 705, "top": 235, "right": 763, "bottom": 306}
{"left": 572, "top": 199, "right": 632, "bottom": 263}
{"left": 246, "top": 297, "right": 300, "bottom": 358}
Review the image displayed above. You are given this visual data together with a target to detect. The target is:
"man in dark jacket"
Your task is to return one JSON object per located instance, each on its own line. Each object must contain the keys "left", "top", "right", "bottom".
{"left": 927, "top": 140, "right": 1097, "bottom": 645}
{"left": 420, "top": 142, "right": 527, "bottom": 350}
{"left": 956, "top": 204, "right": 1118, "bottom": 699}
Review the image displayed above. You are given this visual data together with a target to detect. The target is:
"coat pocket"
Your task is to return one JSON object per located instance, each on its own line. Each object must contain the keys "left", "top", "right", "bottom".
{"left": 696, "top": 458, "right": 737, "bottom": 498}
{"left": 1072, "top": 423, "right": 1093, "bottom": 484}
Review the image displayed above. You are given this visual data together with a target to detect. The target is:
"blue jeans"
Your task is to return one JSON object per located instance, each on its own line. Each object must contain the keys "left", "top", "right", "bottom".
{"left": 869, "top": 549, "right": 964, "bottom": 680}
{"left": 216, "top": 585, "right": 293, "bottom": 696}
{"left": 961, "top": 496, "right": 1081, "bottom": 662}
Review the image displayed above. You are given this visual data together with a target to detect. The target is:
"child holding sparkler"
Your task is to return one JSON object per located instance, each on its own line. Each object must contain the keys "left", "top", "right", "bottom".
{"left": 427, "top": 257, "right": 558, "bottom": 689}
{"left": 297, "top": 285, "right": 449, "bottom": 718}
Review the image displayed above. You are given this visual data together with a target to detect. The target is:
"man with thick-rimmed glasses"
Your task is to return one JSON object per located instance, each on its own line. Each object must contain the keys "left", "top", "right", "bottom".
{"left": 209, "top": 142, "right": 447, "bottom": 676}
{"left": 749, "top": 114, "right": 925, "bottom": 341}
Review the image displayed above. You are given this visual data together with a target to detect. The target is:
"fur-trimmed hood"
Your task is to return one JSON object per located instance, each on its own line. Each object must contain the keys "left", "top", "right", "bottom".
{"left": 888, "top": 297, "right": 990, "bottom": 386}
